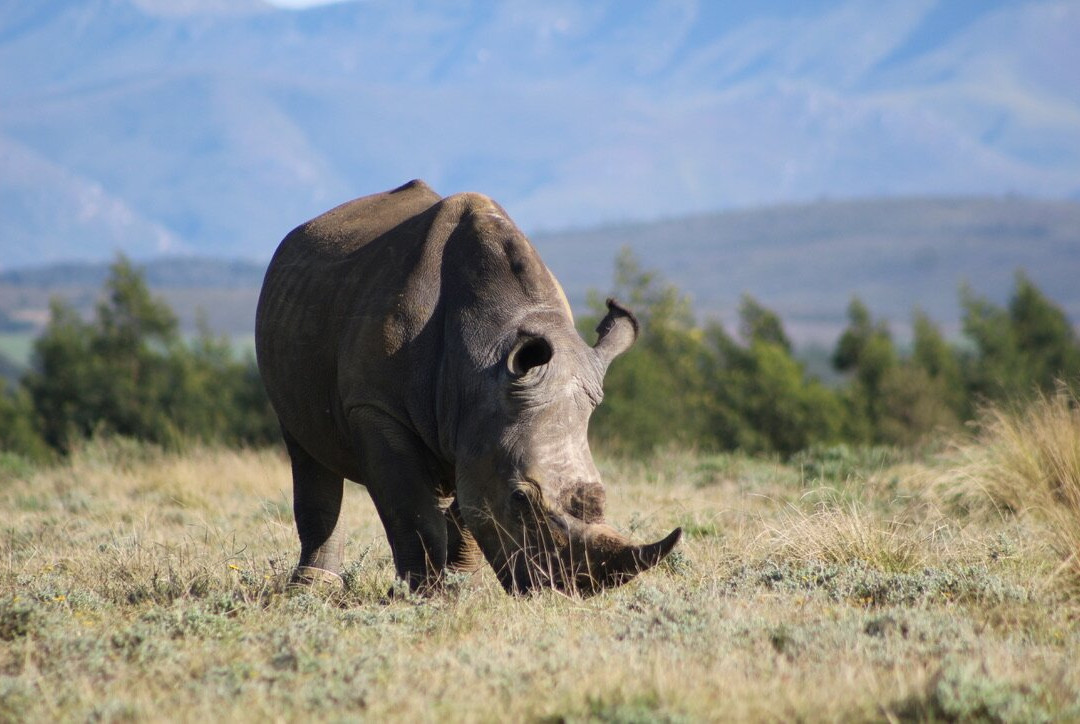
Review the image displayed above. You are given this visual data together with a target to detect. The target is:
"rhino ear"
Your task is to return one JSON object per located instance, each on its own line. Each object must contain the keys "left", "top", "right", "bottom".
{"left": 508, "top": 335, "right": 554, "bottom": 377}
{"left": 594, "top": 298, "right": 639, "bottom": 372}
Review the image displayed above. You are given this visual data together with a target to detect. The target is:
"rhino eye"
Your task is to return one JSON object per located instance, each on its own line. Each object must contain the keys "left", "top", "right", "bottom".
{"left": 510, "top": 488, "right": 529, "bottom": 505}
{"left": 508, "top": 336, "right": 553, "bottom": 377}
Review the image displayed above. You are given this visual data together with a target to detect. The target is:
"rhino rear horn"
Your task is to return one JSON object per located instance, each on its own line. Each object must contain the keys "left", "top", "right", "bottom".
{"left": 594, "top": 298, "right": 639, "bottom": 371}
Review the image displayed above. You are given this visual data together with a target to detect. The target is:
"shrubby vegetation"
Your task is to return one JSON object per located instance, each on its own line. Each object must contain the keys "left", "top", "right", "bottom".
{"left": 581, "top": 251, "right": 846, "bottom": 456}
{"left": 585, "top": 249, "right": 1080, "bottom": 455}
{"left": 1, "top": 250, "right": 1078, "bottom": 461}
{"left": 0, "top": 256, "right": 277, "bottom": 460}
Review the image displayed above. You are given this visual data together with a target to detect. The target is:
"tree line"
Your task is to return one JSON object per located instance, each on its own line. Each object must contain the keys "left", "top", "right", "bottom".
{"left": 2, "top": 251, "right": 1078, "bottom": 462}
{"left": 0, "top": 257, "right": 278, "bottom": 461}
{"left": 584, "top": 249, "right": 1080, "bottom": 455}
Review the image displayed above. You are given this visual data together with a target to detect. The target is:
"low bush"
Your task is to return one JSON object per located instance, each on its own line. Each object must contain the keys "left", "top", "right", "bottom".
{"left": 940, "top": 387, "right": 1080, "bottom": 591}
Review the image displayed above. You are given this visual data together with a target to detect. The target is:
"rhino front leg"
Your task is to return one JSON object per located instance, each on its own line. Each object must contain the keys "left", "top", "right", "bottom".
{"left": 284, "top": 431, "right": 347, "bottom": 586}
{"left": 351, "top": 408, "right": 448, "bottom": 593}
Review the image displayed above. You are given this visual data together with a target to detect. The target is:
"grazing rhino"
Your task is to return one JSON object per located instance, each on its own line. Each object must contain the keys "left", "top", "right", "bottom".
{"left": 255, "top": 180, "right": 681, "bottom": 596}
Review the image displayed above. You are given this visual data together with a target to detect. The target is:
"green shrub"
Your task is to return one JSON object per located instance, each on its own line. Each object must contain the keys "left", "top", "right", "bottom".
{"left": 587, "top": 249, "right": 847, "bottom": 456}
{"left": 791, "top": 444, "right": 907, "bottom": 484}
{"left": 894, "top": 660, "right": 1052, "bottom": 722}
{"left": 0, "top": 596, "right": 38, "bottom": 641}
{"left": 19, "top": 255, "right": 279, "bottom": 454}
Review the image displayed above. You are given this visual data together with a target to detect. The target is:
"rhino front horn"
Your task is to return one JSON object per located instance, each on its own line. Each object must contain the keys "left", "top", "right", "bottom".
{"left": 579, "top": 525, "right": 682, "bottom": 593}
{"left": 627, "top": 527, "right": 683, "bottom": 571}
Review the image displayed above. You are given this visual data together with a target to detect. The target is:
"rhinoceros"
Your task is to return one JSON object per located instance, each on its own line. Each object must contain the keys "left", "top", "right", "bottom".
{"left": 255, "top": 180, "right": 681, "bottom": 596}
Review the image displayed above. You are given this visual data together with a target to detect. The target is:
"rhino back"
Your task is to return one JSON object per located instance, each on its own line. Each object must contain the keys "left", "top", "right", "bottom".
{"left": 255, "top": 181, "right": 442, "bottom": 479}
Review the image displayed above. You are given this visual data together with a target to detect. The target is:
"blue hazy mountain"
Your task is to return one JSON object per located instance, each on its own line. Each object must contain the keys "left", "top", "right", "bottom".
{"left": 1, "top": 0, "right": 1077, "bottom": 268}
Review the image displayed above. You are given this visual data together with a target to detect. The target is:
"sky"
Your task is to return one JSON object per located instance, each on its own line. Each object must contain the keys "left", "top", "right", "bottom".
{"left": 266, "top": 0, "right": 353, "bottom": 7}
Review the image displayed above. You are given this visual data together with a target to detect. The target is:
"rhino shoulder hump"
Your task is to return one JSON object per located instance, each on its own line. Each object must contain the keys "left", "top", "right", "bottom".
{"left": 295, "top": 179, "right": 443, "bottom": 255}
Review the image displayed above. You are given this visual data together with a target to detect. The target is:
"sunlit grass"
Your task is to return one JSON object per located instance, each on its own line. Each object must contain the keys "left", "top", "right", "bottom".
{"left": 2, "top": 421, "right": 1079, "bottom": 721}
{"left": 765, "top": 495, "right": 931, "bottom": 574}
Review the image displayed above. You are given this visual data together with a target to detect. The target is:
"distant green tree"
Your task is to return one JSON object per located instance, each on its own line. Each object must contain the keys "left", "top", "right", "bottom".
{"left": 831, "top": 299, "right": 959, "bottom": 446}
{"left": 833, "top": 298, "right": 897, "bottom": 388}
{"left": 704, "top": 296, "right": 843, "bottom": 455}
{"left": 960, "top": 273, "right": 1080, "bottom": 403}
{"left": 90, "top": 255, "right": 182, "bottom": 442}
{"left": 908, "top": 308, "right": 964, "bottom": 427}
{"left": 23, "top": 256, "right": 184, "bottom": 448}
{"left": 583, "top": 248, "right": 711, "bottom": 453}
{"left": 911, "top": 309, "right": 961, "bottom": 389}
{"left": 959, "top": 283, "right": 1024, "bottom": 403}
{"left": 715, "top": 341, "right": 843, "bottom": 455}
{"left": 0, "top": 388, "right": 50, "bottom": 462}
{"left": 876, "top": 364, "right": 959, "bottom": 447}
{"left": 23, "top": 298, "right": 107, "bottom": 450}
{"left": 22, "top": 255, "right": 278, "bottom": 452}
{"left": 738, "top": 294, "right": 793, "bottom": 353}
{"left": 168, "top": 316, "right": 279, "bottom": 445}
{"left": 223, "top": 358, "right": 281, "bottom": 444}
{"left": 832, "top": 298, "right": 898, "bottom": 440}
{"left": 586, "top": 251, "right": 844, "bottom": 456}
{"left": 1008, "top": 272, "right": 1080, "bottom": 391}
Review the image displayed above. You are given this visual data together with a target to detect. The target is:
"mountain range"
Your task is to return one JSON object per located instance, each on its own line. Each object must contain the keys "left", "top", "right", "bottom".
{"left": 1, "top": 0, "right": 1079, "bottom": 268}
{"left": 3, "top": 197, "right": 1078, "bottom": 356}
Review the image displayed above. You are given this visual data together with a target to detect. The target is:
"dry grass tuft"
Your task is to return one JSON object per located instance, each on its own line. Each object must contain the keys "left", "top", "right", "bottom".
{"left": 939, "top": 387, "right": 1080, "bottom": 590}
{"left": 765, "top": 494, "right": 931, "bottom": 574}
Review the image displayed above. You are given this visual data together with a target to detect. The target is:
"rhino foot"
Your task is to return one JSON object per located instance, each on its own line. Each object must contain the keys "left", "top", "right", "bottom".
{"left": 289, "top": 566, "right": 345, "bottom": 590}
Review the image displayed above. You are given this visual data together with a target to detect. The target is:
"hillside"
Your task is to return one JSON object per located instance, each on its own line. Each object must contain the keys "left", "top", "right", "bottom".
{"left": 536, "top": 195, "right": 1080, "bottom": 342}
{"left": 0, "top": 256, "right": 266, "bottom": 338}
{"left": 1, "top": 196, "right": 1077, "bottom": 365}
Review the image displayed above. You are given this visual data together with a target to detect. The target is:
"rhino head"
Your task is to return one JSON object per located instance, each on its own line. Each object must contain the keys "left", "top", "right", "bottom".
{"left": 452, "top": 298, "right": 682, "bottom": 596}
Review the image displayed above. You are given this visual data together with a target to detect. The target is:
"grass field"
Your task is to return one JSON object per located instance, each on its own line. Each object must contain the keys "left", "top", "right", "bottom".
{"left": 2, "top": 398, "right": 1079, "bottom": 722}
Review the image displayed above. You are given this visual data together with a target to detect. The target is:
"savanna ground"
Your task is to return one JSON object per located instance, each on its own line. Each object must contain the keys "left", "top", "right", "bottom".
{"left": 2, "top": 395, "right": 1080, "bottom": 722}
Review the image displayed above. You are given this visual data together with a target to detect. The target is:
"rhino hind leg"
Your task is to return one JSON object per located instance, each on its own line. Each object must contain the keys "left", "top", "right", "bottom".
{"left": 285, "top": 431, "right": 347, "bottom": 586}
{"left": 352, "top": 409, "right": 449, "bottom": 593}
{"left": 445, "top": 499, "right": 483, "bottom": 572}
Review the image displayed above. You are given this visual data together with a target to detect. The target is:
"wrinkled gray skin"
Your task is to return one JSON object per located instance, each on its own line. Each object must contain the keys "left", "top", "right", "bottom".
{"left": 255, "top": 180, "right": 681, "bottom": 596}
